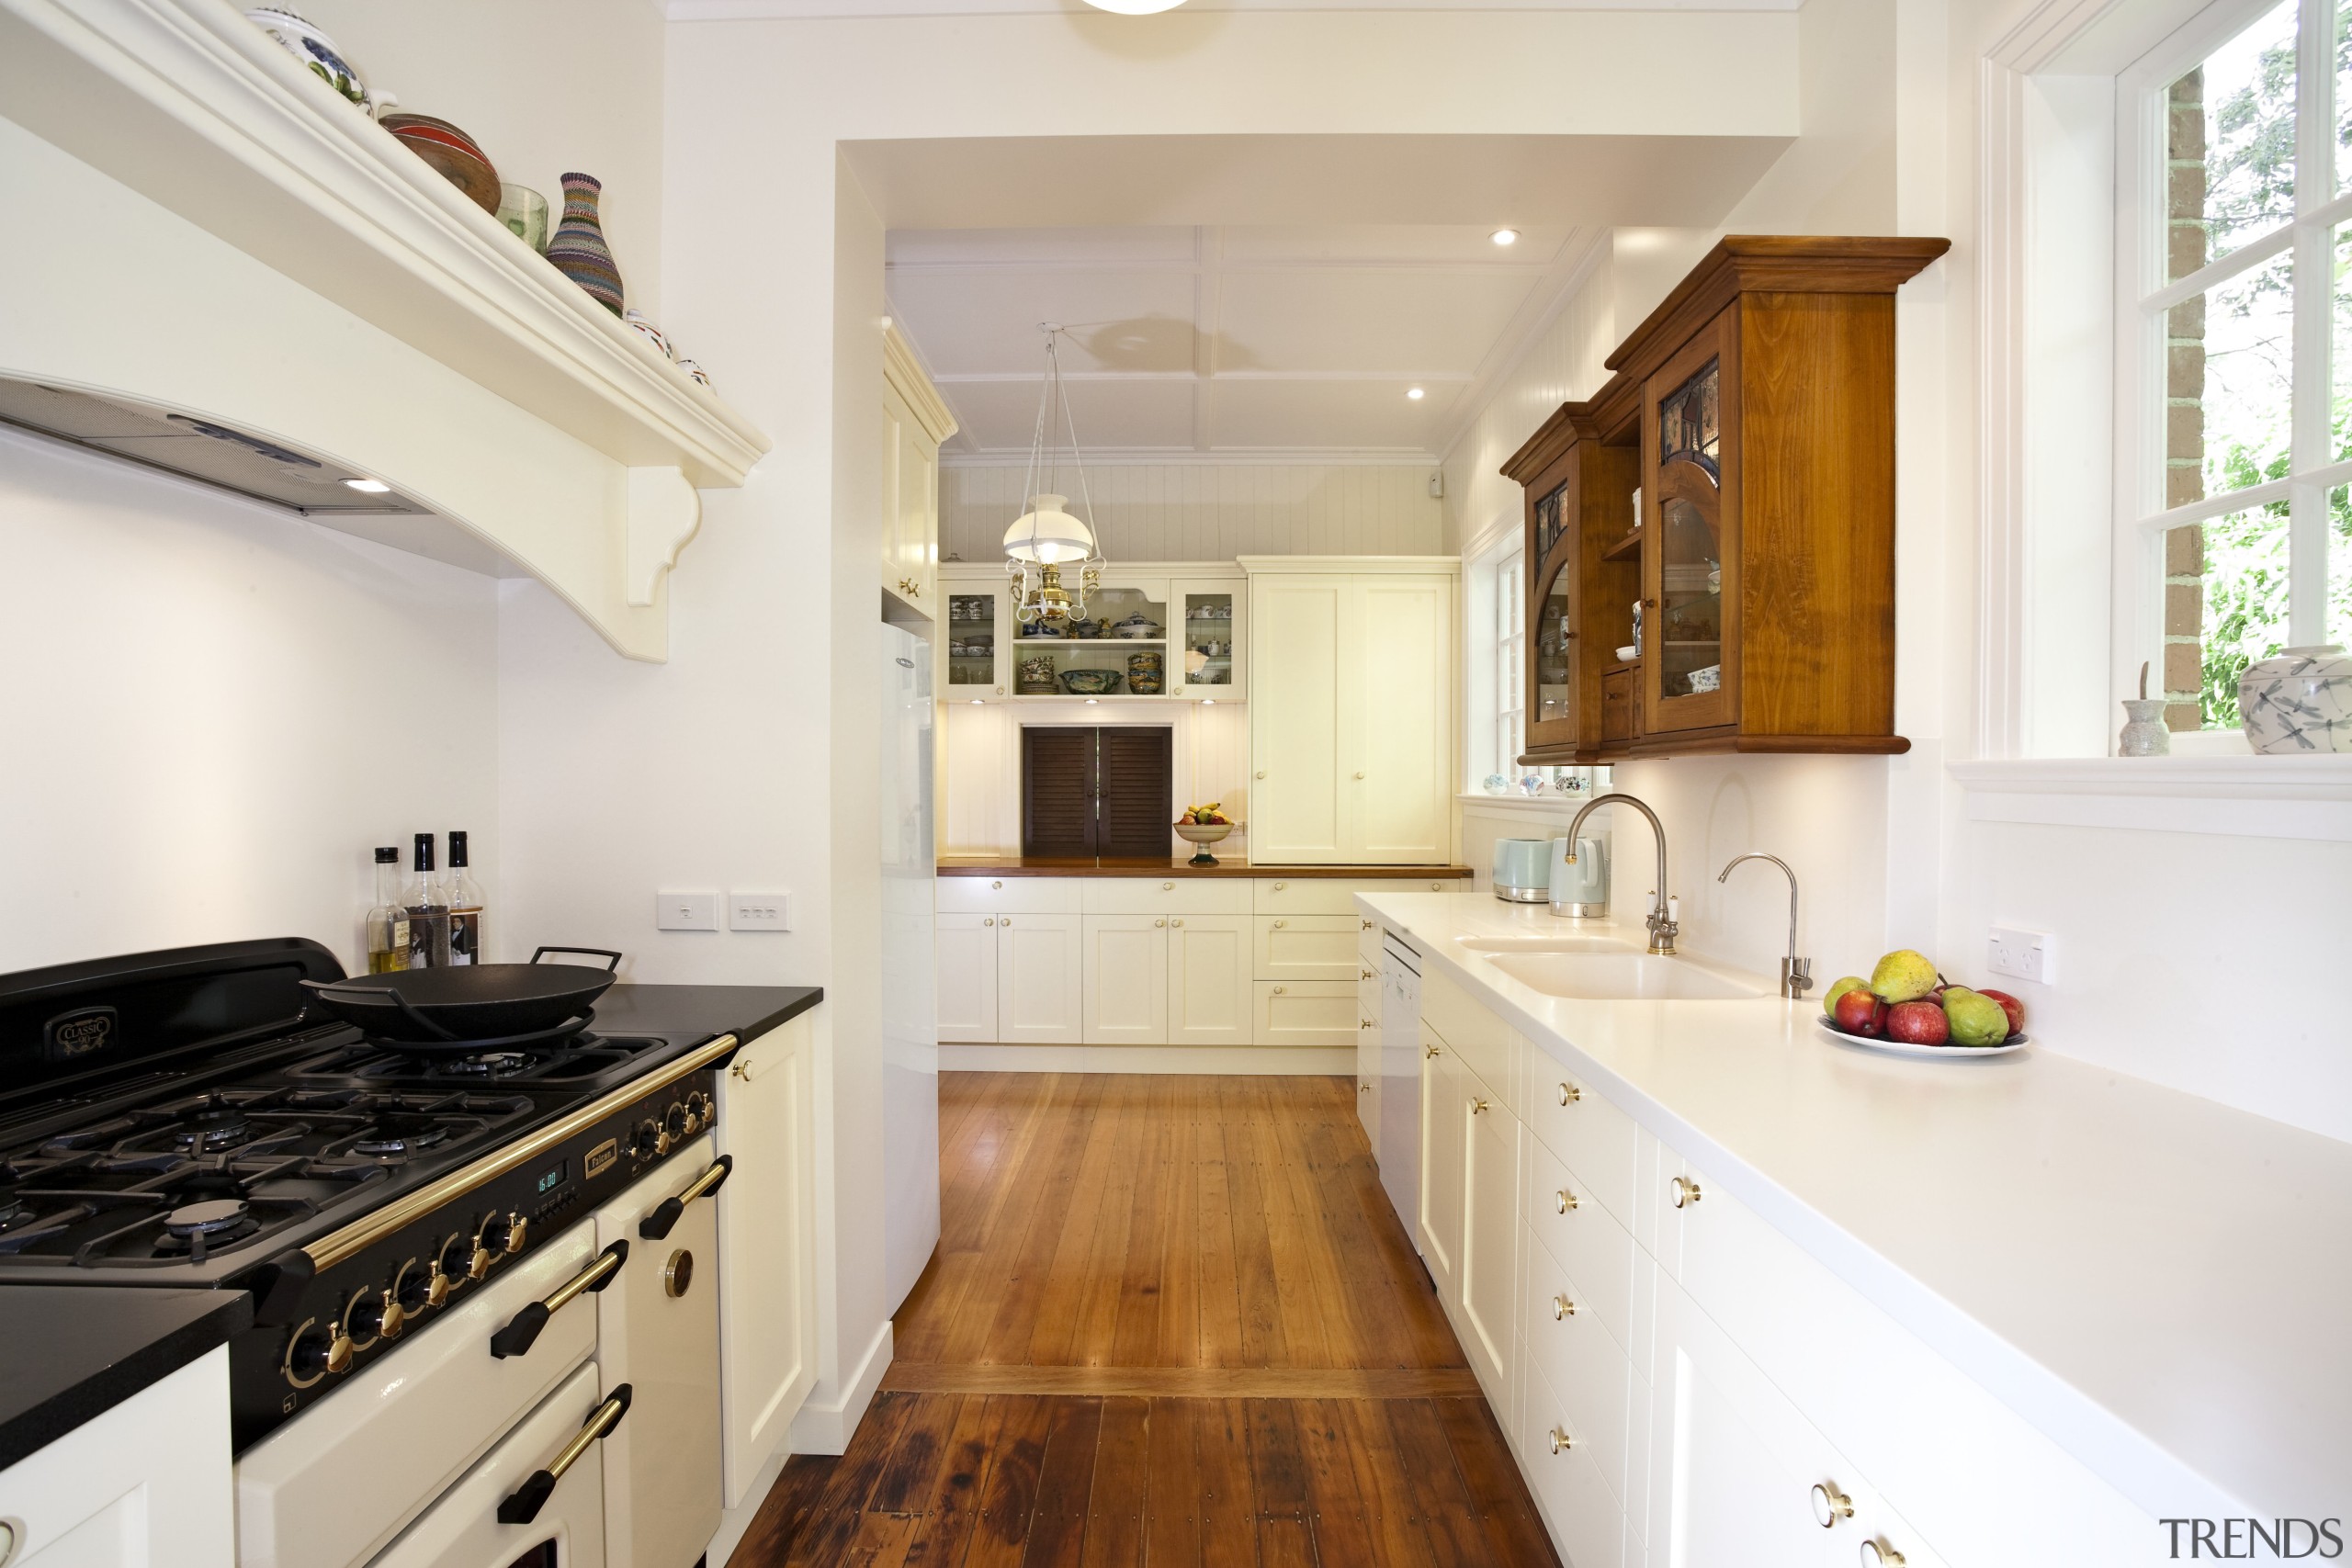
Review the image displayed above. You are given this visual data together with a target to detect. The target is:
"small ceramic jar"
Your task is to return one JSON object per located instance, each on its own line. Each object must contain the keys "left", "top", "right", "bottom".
{"left": 2239, "top": 645, "right": 2352, "bottom": 753}
{"left": 2117, "top": 698, "right": 2171, "bottom": 757}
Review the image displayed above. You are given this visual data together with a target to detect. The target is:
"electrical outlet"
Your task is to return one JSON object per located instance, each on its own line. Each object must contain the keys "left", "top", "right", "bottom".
{"left": 729, "top": 892, "right": 790, "bottom": 931}
{"left": 1987, "top": 926, "right": 2054, "bottom": 985}
{"left": 656, "top": 890, "right": 719, "bottom": 931}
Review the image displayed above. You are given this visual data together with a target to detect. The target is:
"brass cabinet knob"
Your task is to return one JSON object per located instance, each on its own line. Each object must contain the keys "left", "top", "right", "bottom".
{"left": 1359, "top": 1082, "right": 1371, "bottom": 1093}
{"left": 1272, "top": 919, "right": 1286, "bottom": 929}
{"left": 1810, "top": 1483, "right": 1854, "bottom": 1529}
{"left": 1671, "top": 1175, "right": 1702, "bottom": 1209}
{"left": 731, "top": 1057, "right": 754, "bottom": 1081}
{"left": 1556, "top": 1189, "right": 1578, "bottom": 1213}
{"left": 983, "top": 917, "right": 995, "bottom": 926}
{"left": 1171, "top": 919, "right": 1183, "bottom": 927}
{"left": 1548, "top": 1427, "right": 1573, "bottom": 1454}
{"left": 1001, "top": 918, "right": 1013, "bottom": 929}
{"left": 1362, "top": 969, "right": 1375, "bottom": 979}
{"left": 1162, "top": 881, "right": 1174, "bottom": 890}
{"left": 1272, "top": 986, "right": 1285, "bottom": 994}
{"left": 1424, "top": 1043, "right": 1440, "bottom": 1059}
{"left": 664, "top": 1248, "right": 695, "bottom": 1299}
{"left": 1558, "top": 1081, "right": 1581, "bottom": 1105}
{"left": 1256, "top": 771, "right": 1267, "bottom": 779}
{"left": 1354, "top": 771, "right": 1367, "bottom": 780}
{"left": 1272, "top": 881, "right": 1286, "bottom": 890}
{"left": 991, "top": 879, "right": 1003, "bottom": 889}
{"left": 1553, "top": 1293, "right": 1577, "bottom": 1320}
{"left": 1471, "top": 1098, "right": 1489, "bottom": 1114}
{"left": 1860, "top": 1543, "right": 1906, "bottom": 1567}
{"left": 1155, "top": 919, "right": 1167, "bottom": 928}
{"left": 1360, "top": 1019, "right": 1375, "bottom": 1029}
{"left": 1362, "top": 919, "right": 1374, "bottom": 931}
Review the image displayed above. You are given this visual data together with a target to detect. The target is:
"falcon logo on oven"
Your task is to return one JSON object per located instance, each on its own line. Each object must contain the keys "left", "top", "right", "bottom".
{"left": 44, "top": 1006, "right": 118, "bottom": 1061}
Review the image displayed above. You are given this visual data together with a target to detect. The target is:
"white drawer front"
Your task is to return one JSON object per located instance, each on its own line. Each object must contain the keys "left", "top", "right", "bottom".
{"left": 1252, "top": 980, "right": 1357, "bottom": 1045}
{"left": 365, "top": 1363, "right": 611, "bottom": 1568}
{"left": 936, "top": 876, "right": 1081, "bottom": 914}
{"left": 1253, "top": 915, "right": 1363, "bottom": 981}
{"left": 1521, "top": 1047, "right": 1640, "bottom": 1228}
{"left": 1421, "top": 968, "right": 1518, "bottom": 1117}
{"left": 1253, "top": 876, "right": 1453, "bottom": 915}
{"left": 1517, "top": 1353, "right": 1629, "bottom": 1568}
{"left": 1523, "top": 1225, "right": 1634, "bottom": 1506}
{"left": 1525, "top": 1136, "right": 1638, "bottom": 1354}
{"left": 236, "top": 1220, "right": 598, "bottom": 1568}
{"left": 1080, "top": 877, "right": 1254, "bottom": 915}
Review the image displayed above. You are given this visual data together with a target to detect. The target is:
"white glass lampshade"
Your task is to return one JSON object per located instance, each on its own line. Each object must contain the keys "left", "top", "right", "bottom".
{"left": 1082, "top": 0, "right": 1188, "bottom": 11}
{"left": 1002, "top": 493, "right": 1097, "bottom": 565}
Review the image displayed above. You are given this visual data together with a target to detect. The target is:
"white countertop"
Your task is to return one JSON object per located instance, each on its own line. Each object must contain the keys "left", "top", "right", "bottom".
{"left": 1359, "top": 891, "right": 2352, "bottom": 1522}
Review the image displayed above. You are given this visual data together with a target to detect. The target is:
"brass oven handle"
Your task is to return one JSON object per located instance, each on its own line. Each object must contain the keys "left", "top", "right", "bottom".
{"left": 498, "top": 1384, "right": 633, "bottom": 1524}
{"left": 490, "top": 1241, "right": 628, "bottom": 1359}
{"left": 639, "top": 1156, "right": 734, "bottom": 1241}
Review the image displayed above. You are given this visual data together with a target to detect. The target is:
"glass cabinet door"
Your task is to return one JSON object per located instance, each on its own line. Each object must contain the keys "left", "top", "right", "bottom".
{"left": 1645, "top": 319, "right": 1735, "bottom": 732}
{"left": 1172, "top": 581, "right": 1244, "bottom": 700}
{"left": 942, "top": 581, "right": 1006, "bottom": 698}
{"left": 1526, "top": 480, "right": 1576, "bottom": 750}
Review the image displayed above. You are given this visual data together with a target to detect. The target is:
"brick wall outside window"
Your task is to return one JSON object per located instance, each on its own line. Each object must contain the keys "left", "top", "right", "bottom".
{"left": 2164, "top": 69, "right": 2208, "bottom": 731}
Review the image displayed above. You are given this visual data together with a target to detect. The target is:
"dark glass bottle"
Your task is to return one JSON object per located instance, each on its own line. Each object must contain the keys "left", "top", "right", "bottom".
{"left": 404, "top": 833, "right": 451, "bottom": 968}
{"left": 447, "top": 830, "right": 485, "bottom": 966}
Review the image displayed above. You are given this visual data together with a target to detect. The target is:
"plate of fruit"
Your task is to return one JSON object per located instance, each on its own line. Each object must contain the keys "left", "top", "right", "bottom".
{"left": 1815, "top": 950, "right": 2030, "bottom": 1058}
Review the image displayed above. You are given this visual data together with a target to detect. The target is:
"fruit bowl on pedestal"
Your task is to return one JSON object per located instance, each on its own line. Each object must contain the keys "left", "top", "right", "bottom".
{"left": 1173, "top": 821, "right": 1234, "bottom": 866}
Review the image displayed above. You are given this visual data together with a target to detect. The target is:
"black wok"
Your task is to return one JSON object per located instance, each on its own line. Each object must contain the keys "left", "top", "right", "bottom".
{"left": 300, "top": 947, "right": 621, "bottom": 1046}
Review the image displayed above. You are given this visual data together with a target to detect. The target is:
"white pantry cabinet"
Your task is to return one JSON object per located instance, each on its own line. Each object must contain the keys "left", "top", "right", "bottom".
{"left": 1080, "top": 915, "right": 1170, "bottom": 1045}
{"left": 995, "top": 913, "right": 1085, "bottom": 1044}
{"left": 934, "top": 913, "right": 1001, "bottom": 1043}
{"left": 714, "top": 1013, "right": 816, "bottom": 1509}
{"left": 1243, "top": 558, "right": 1456, "bottom": 864}
{"left": 1168, "top": 915, "right": 1254, "bottom": 1046}
{"left": 1411, "top": 974, "right": 2151, "bottom": 1568}
{"left": 0, "top": 1350, "right": 233, "bottom": 1568}
{"left": 882, "top": 327, "right": 956, "bottom": 618}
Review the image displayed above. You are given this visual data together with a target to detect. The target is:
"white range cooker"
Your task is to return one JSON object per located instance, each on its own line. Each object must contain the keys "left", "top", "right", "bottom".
{"left": 0, "top": 940, "right": 737, "bottom": 1568}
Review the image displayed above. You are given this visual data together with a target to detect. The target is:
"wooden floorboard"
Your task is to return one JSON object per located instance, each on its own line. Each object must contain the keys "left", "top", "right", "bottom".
{"left": 730, "top": 1073, "right": 1559, "bottom": 1568}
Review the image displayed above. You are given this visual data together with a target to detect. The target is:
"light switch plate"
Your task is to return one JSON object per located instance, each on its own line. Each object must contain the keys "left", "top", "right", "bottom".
{"left": 729, "top": 892, "right": 790, "bottom": 931}
{"left": 656, "top": 889, "right": 720, "bottom": 931}
{"left": 1987, "top": 925, "right": 2054, "bottom": 984}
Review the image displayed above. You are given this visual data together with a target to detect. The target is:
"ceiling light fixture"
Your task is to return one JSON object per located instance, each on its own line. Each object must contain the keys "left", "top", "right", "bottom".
{"left": 1081, "top": 0, "right": 1189, "bottom": 12}
{"left": 1407, "top": 387, "right": 1426, "bottom": 400}
{"left": 343, "top": 477, "right": 391, "bottom": 493}
{"left": 1004, "top": 324, "right": 1104, "bottom": 629}
{"left": 1491, "top": 228, "right": 1520, "bottom": 246}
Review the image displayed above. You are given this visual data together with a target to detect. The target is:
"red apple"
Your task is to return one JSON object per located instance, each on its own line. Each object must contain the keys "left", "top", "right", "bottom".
{"left": 1976, "top": 988, "right": 2026, "bottom": 1037}
{"left": 1885, "top": 1000, "right": 1950, "bottom": 1045}
{"left": 1833, "top": 988, "right": 1888, "bottom": 1038}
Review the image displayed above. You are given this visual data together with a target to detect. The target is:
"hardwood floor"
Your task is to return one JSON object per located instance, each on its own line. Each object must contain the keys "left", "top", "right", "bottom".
{"left": 731, "top": 1073, "right": 1561, "bottom": 1567}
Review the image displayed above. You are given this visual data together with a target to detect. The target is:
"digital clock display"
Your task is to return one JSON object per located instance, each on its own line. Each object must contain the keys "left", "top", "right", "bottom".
{"left": 535, "top": 1158, "right": 569, "bottom": 1196}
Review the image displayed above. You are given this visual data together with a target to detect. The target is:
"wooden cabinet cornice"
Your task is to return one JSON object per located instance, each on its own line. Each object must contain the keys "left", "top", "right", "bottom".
{"left": 1506, "top": 235, "right": 1950, "bottom": 764}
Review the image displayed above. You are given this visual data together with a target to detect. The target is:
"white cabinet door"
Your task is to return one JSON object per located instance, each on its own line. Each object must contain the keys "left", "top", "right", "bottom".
{"left": 882, "top": 328, "right": 951, "bottom": 615}
{"left": 1170, "top": 579, "right": 1244, "bottom": 700}
{"left": 996, "top": 912, "right": 1083, "bottom": 1044}
{"left": 714, "top": 1015, "right": 814, "bottom": 1509}
{"left": 1346, "top": 574, "right": 1453, "bottom": 863}
{"left": 1167, "top": 915, "right": 1252, "bottom": 1046}
{"left": 0, "top": 1350, "right": 232, "bottom": 1568}
{"left": 1418, "top": 1025, "right": 1464, "bottom": 1303}
{"left": 1458, "top": 1086, "right": 1521, "bottom": 1402}
{"left": 1249, "top": 573, "right": 1351, "bottom": 863}
{"left": 1647, "top": 1275, "right": 1849, "bottom": 1568}
{"left": 934, "top": 913, "right": 999, "bottom": 1043}
{"left": 1081, "top": 915, "right": 1169, "bottom": 1044}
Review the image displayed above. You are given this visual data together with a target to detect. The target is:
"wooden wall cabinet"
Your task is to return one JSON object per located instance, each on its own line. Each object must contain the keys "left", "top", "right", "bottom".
{"left": 1501, "top": 237, "right": 1948, "bottom": 761}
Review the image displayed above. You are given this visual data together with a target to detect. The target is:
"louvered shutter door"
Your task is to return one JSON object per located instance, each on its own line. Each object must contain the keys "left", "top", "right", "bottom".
{"left": 1097, "top": 727, "right": 1172, "bottom": 861}
{"left": 1021, "top": 727, "right": 1099, "bottom": 858}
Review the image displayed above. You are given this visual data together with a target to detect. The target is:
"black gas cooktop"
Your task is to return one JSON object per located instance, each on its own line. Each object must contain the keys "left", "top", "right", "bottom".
{"left": 0, "top": 940, "right": 712, "bottom": 1288}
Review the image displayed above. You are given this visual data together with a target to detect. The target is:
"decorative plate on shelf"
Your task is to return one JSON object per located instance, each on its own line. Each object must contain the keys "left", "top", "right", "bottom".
{"left": 1814, "top": 1019, "right": 2030, "bottom": 1059}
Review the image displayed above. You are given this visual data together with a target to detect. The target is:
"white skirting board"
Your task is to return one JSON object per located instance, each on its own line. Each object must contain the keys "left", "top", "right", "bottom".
{"left": 786, "top": 1318, "right": 893, "bottom": 1456}
{"left": 940, "top": 1043, "right": 1352, "bottom": 1075}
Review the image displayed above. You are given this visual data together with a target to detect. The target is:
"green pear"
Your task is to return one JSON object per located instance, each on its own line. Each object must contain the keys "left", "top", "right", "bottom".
{"left": 1870, "top": 949, "right": 1939, "bottom": 1004}
{"left": 1943, "top": 987, "right": 2009, "bottom": 1047}
{"left": 1822, "top": 976, "right": 1869, "bottom": 1019}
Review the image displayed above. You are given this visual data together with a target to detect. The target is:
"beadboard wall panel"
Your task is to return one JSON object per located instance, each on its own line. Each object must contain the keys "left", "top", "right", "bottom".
{"left": 936, "top": 698, "right": 1252, "bottom": 859}
{"left": 940, "top": 463, "right": 1442, "bottom": 566}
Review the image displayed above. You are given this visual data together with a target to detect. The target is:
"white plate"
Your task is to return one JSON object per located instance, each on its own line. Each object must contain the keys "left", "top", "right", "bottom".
{"left": 1815, "top": 1018, "right": 2030, "bottom": 1058}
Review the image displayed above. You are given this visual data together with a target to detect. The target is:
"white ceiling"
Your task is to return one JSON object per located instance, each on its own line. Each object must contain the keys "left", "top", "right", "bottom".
{"left": 888, "top": 224, "right": 1601, "bottom": 462}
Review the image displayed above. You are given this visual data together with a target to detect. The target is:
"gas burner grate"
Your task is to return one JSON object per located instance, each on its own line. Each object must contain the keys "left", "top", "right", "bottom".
{"left": 287, "top": 1035, "right": 673, "bottom": 1086}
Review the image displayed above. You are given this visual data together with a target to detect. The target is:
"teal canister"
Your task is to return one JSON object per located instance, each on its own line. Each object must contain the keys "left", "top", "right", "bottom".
{"left": 1492, "top": 838, "right": 1554, "bottom": 903}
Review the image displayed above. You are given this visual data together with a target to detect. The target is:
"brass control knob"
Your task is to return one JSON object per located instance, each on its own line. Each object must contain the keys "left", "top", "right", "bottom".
{"left": 504, "top": 1214, "right": 528, "bottom": 1255}
{"left": 664, "top": 1248, "right": 695, "bottom": 1299}
{"left": 469, "top": 1247, "right": 493, "bottom": 1282}
{"left": 426, "top": 1262, "right": 452, "bottom": 1308}
{"left": 325, "top": 1332, "right": 354, "bottom": 1375}
{"left": 378, "top": 1293, "right": 407, "bottom": 1341}
{"left": 633, "top": 1118, "right": 663, "bottom": 1159}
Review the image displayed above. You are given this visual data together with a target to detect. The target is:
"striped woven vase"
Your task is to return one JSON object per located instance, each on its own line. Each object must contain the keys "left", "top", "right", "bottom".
{"left": 547, "top": 172, "right": 625, "bottom": 316}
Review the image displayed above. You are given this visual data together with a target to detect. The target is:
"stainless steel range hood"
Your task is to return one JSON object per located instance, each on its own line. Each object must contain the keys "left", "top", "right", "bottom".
{"left": 0, "top": 376, "right": 428, "bottom": 516}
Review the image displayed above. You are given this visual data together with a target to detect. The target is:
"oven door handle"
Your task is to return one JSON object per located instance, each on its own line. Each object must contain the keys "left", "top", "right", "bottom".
{"left": 488, "top": 1241, "right": 628, "bottom": 1359}
{"left": 497, "top": 1383, "right": 632, "bottom": 1525}
{"left": 637, "top": 1155, "right": 733, "bottom": 1242}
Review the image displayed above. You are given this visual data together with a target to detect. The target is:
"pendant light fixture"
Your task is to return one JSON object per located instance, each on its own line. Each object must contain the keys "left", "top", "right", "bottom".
{"left": 1004, "top": 324, "right": 1104, "bottom": 629}
{"left": 1081, "top": 0, "right": 1189, "bottom": 12}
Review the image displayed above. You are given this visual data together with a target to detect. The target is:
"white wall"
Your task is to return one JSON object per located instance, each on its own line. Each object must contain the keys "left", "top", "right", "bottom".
{"left": 0, "top": 426, "right": 498, "bottom": 975}
{"left": 941, "top": 461, "right": 1442, "bottom": 565}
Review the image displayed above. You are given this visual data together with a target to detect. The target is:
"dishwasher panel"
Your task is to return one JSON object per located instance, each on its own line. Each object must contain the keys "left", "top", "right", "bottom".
{"left": 1376, "top": 932, "right": 1423, "bottom": 1237}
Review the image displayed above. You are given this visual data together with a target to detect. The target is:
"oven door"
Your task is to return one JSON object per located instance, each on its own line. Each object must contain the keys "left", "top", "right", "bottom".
{"left": 368, "top": 1363, "right": 615, "bottom": 1568}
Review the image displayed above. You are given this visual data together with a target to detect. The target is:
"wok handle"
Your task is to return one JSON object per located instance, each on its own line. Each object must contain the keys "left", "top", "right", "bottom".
{"left": 530, "top": 946, "right": 623, "bottom": 972}
{"left": 299, "top": 979, "right": 458, "bottom": 1042}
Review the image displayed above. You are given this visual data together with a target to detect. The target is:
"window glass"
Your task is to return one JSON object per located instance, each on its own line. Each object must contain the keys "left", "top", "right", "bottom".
{"left": 2173, "top": 253, "right": 2294, "bottom": 503}
{"left": 2333, "top": 484, "right": 2352, "bottom": 649}
{"left": 2167, "top": 505, "right": 2291, "bottom": 728}
{"left": 2165, "top": 0, "right": 2297, "bottom": 283}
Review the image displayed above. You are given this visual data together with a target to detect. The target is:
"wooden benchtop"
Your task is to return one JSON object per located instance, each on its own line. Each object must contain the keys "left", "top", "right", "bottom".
{"left": 937, "top": 857, "right": 1473, "bottom": 880}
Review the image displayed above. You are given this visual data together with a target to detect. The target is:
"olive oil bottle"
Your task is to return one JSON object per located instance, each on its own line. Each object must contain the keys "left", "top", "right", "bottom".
{"left": 365, "top": 846, "right": 410, "bottom": 974}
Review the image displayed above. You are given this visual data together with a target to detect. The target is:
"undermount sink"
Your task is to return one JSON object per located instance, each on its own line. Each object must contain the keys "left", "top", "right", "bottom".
{"left": 1486, "top": 951, "right": 1770, "bottom": 1001}
{"left": 1456, "top": 933, "right": 1639, "bottom": 954}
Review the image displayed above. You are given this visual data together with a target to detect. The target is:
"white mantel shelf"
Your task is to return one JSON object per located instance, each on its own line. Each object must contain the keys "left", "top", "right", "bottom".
{"left": 1949, "top": 755, "right": 2352, "bottom": 840}
{"left": 0, "top": 0, "right": 769, "bottom": 487}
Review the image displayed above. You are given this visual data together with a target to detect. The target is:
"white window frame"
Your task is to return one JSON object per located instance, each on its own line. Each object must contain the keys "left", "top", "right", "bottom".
{"left": 2115, "top": 0, "right": 2348, "bottom": 718}
{"left": 1494, "top": 551, "right": 1526, "bottom": 780}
